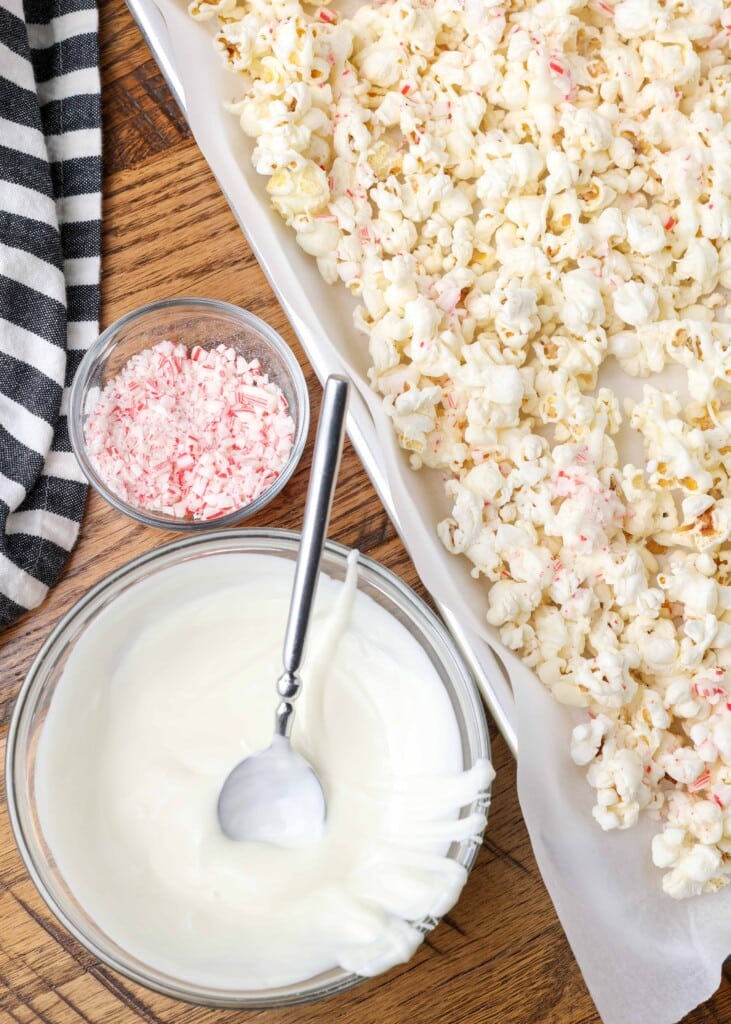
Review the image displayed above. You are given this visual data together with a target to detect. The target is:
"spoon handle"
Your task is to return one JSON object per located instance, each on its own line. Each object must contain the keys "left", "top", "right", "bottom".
{"left": 275, "top": 374, "right": 350, "bottom": 735}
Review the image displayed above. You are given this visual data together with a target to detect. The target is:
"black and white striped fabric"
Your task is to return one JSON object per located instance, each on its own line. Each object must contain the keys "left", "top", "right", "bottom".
{"left": 0, "top": 0, "right": 101, "bottom": 627}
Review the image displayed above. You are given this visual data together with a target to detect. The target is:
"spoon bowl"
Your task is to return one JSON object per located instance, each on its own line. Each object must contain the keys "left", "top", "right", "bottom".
{"left": 217, "top": 736, "right": 326, "bottom": 846}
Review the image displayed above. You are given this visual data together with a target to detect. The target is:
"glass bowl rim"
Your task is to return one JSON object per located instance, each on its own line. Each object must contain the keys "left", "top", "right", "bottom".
{"left": 6, "top": 528, "right": 491, "bottom": 1008}
{"left": 68, "top": 297, "right": 311, "bottom": 531}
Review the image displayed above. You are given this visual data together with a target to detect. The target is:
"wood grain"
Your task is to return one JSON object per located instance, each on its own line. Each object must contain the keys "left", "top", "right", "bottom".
{"left": 1, "top": 3, "right": 730, "bottom": 1022}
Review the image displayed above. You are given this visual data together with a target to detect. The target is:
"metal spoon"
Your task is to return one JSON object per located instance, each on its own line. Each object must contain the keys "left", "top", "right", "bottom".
{"left": 217, "top": 374, "right": 350, "bottom": 845}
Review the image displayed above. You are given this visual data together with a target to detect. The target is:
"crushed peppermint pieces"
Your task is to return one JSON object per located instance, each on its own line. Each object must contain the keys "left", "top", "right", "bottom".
{"left": 84, "top": 340, "right": 295, "bottom": 520}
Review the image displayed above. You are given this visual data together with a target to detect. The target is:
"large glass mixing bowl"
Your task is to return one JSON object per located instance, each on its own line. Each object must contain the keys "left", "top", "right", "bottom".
{"left": 6, "top": 529, "right": 491, "bottom": 1008}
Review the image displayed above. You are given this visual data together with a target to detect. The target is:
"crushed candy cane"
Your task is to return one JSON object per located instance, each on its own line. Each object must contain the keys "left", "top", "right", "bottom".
{"left": 84, "top": 340, "right": 295, "bottom": 520}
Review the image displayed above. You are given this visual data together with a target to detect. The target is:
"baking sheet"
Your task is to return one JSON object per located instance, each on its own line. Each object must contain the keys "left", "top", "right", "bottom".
{"left": 122, "top": 6, "right": 731, "bottom": 1022}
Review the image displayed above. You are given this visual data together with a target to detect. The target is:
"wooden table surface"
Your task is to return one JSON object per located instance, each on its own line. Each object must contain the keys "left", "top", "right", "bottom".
{"left": 2, "top": 4, "right": 731, "bottom": 1022}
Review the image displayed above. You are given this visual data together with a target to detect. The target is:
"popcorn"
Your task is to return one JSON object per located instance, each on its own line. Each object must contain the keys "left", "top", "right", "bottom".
{"left": 652, "top": 830, "right": 725, "bottom": 900}
{"left": 195, "top": 0, "right": 731, "bottom": 899}
{"left": 571, "top": 715, "right": 614, "bottom": 766}
{"left": 612, "top": 281, "right": 659, "bottom": 328}
{"left": 266, "top": 162, "right": 329, "bottom": 218}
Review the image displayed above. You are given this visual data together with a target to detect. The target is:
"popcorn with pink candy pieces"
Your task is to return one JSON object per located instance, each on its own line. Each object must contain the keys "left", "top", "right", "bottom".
{"left": 192, "top": 0, "right": 731, "bottom": 897}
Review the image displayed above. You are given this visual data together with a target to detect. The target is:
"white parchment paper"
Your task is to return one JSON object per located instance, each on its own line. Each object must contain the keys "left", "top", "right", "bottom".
{"left": 151, "top": 3, "right": 731, "bottom": 1018}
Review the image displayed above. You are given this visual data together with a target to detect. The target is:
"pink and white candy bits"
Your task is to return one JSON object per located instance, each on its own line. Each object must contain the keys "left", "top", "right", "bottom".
{"left": 84, "top": 340, "right": 295, "bottom": 520}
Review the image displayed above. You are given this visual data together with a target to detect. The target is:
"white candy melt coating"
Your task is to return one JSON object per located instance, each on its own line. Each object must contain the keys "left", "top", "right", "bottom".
{"left": 36, "top": 553, "right": 492, "bottom": 988}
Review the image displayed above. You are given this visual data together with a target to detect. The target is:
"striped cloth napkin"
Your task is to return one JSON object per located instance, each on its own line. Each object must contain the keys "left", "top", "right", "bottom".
{"left": 1, "top": 0, "right": 101, "bottom": 627}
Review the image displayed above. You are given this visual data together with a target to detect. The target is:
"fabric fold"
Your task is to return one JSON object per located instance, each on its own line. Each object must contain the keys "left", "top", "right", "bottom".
{"left": 0, "top": 0, "right": 101, "bottom": 627}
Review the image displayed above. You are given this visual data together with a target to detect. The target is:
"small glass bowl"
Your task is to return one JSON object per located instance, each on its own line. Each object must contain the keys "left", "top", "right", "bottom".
{"left": 6, "top": 529, "right": 491, "bottom": 1009}
{"left": 68, "top": 298, "right": 310, "bottom": 530}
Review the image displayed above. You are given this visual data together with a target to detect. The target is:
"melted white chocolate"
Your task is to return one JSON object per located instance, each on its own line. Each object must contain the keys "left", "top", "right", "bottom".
{"left": 36, "top": 551, "right": 492, "bottom": 989}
